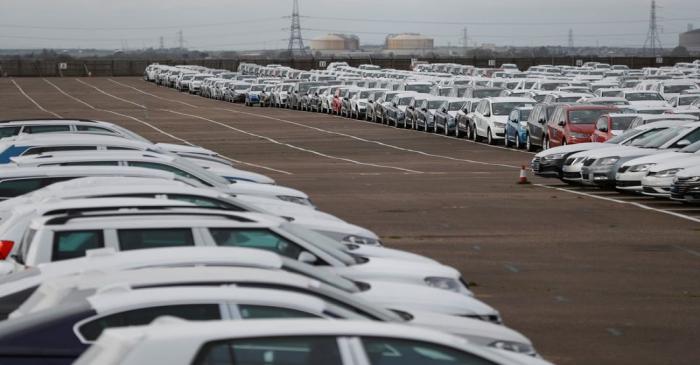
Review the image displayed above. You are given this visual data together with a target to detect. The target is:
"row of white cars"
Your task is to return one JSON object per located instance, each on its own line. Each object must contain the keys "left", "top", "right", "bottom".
{"left": 0, "top": 118, "right": 551, "bottom": 364}
{"left": 145, "top": 60, "right": 700, "bottom": 204}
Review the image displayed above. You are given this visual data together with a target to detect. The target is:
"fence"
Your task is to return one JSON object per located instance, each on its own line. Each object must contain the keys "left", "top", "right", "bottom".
{"left": 1, "top": 56, "right": 697, "bottom": 77}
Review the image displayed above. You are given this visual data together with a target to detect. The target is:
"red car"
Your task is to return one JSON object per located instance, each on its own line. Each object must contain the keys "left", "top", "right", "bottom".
{"left": 545, "top": 105, "right": 618, "bottom": 148}
{"left": 331, "top": 88, "right": 348, "bottom": 115}
{"left": 590, "top": 113, "right": 638, "bottom": 143}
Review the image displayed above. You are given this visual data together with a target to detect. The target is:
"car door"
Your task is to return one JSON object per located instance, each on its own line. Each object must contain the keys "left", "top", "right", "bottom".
{"left": 475, "top": 100, "right": 488, "bottom": 135}
{"left": 507, "top": 110, "right": 519, "bottom": 140}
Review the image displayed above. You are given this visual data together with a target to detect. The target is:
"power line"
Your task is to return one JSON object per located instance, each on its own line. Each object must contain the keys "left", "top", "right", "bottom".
{"left": 0, "top": 17, "right": 284, "bottom": 31}
{"left": 304, "top": 15, "right": 700, "bottom": 26}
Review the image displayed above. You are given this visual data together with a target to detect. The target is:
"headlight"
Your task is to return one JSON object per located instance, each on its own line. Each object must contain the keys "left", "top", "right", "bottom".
{"left": 489, "top": 341, "right": 537, "bottom": 356}
{"left": 686, "top": 176, "right": 700, "bottom": 182}
{"left": 597, "top": 157, "right": 619, "bottom": 166}
{"left": 571, "top": 132, "right": 589, "bottom": 139}
{"left": 629, "top": 163, "right": 654, "bottom": 172}
{"left": 276, "top": 195, "right": 314, "bottom": 207}
{"left": 543, "top": 153, "right": 566, "bottom": 160}
{"left": 424, "top": 277, "right": 471, "bottom": 296}
{"left": 656, "top": 168, "right": 681, "bottom": 178}
{"left": 493, "top": 122, "right": 506, "bottom": 128}
{"left": 342, "top": 235, "right": 380, "bottom": 246}
{"left": 519, "top": 121, "right": 528, "bottom": 127}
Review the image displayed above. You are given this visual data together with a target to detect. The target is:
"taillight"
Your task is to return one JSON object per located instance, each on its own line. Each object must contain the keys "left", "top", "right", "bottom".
{"left": 0, "top": 241, "right": 14, "bottom": 260}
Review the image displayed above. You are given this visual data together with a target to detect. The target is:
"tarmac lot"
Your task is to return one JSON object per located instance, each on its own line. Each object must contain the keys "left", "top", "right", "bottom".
{"left": 2, "top": 77, "right": 699, "bottom": 364}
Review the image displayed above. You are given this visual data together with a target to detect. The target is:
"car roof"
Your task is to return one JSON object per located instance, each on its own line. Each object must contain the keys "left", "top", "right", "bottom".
{"left": 0, "top": 118, "right": 99, "bottom": 124}
{"left": 0, "top": 133, "right": 150, "bottom": 147}
{"left": 486, "top": 97, "right": 536, "bottom": 103}
{"left": 0, "top": 166, "right": 175, "bottom": 180}
{"left": 87, "top": 286, "right": 328, "bottom": 315}
{"left": 11, "top": 150, "right": 174, "bottom": 165}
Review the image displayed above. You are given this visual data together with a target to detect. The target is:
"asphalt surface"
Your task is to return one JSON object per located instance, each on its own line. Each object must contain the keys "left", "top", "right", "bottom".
{"left": 2, "top": 77, "right": 700, "bottom": 364}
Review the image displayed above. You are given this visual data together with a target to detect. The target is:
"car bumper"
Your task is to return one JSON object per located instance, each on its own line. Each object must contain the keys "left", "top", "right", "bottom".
{"left": 531, "top": 157, "right": 564, "bottom": 178}
{"left": 615, "top": 171, "right": 648, "bottom": 191}
{"left": 670, "top": 181, "right": 700, "bottom": 202}
{"left": 581, "top": 166, "right": 616, "bottom": 186}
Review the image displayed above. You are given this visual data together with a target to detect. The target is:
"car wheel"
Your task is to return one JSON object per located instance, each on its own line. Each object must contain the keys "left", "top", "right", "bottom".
{"left": 487, "top": 128, "right": 495, "bottom": 145}
{"left": 504, "top": 134, "right": 510, "bottom": 147}
{"left": 526, "top": 134, "right": 536, "bottom": 152}
{"left": 543, "top": 136, "right": 550, "bottom": 150}
{"left": 562, "top": 140, "right": 567, "bottom": 146}
{"left": 515, "top": 135, "right": 522, "bottom": 149}
{"left": 444, "top": 124, "right": 449, "bottom": 136}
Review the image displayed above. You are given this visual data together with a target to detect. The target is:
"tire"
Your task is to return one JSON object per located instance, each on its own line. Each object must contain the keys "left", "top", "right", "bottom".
{"left": 504, "top": 134, "right": 511, "bottom": 147}
{"left": 515, "top": 135, "right": 522, "bottom": 149}
{"left": 562, "top": 140, "right": 567, "bottom": 146}
{"left": 444, "top": 123, "right": 449, "bottom": 136}
{"left": 526, "top": 134, "right": 536, "bottom": 152}
{"left": 487, "top": 128, "right": 495, "bottom": 145}
{"left": 543, "top": 136, "right": 550, "bottom": 150}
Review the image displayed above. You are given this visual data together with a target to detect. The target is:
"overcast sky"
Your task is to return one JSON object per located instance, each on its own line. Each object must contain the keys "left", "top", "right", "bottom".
{"left": 0, "top": 0, "right": 698, "bottom": 50}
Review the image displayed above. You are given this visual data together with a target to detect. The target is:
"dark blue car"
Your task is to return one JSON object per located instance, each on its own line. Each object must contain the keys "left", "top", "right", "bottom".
{"left": 504, "top": 106, "right": 533, "bottom": 149}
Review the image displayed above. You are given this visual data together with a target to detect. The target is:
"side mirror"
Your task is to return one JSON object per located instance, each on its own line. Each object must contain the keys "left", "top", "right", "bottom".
{"left": 299, "top": 251, "right": 318, "bottom": 264}
{"left": 442, "top": 108, "right": 447, "bottom": 113}
{"left": 558, "top": 120, "right": 566, "bottom": 127}
{"left": 598, "top": 126, "right": 608, "bottom": 132}
{"left": 484, "top": 112, "right": 491, "bottom": 117}
{"left": 676, "top": 139, "right": 691, "bottom": 147}
{"left": 538, "top": 118, "right": 546, "bottom": 124}
{"left": 421, "top": 108, "right": 427, "bottom": 112}
{"left": 393, "top": 102, "right": 397, "bottom": 107}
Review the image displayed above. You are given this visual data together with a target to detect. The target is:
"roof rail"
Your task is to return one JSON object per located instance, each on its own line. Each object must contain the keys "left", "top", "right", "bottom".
{"left": 0, "top": 118, "right": 99, "bottom": 124}
{"left": 43, "top": 204, "right": 203, "bottom": 217}
{"left": 45, "top": 210, "right": 256, "bottom": 225}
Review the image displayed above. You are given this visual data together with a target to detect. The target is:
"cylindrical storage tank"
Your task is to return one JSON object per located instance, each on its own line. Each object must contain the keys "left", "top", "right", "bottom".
{"left": 310, "top": 34, "right": 359, "bottom": 51}
{"left": 386, "top": 34, "right": 434, "bottom": 50}
{"left": 679, "top": 29, "right": 700, "bottom": 52}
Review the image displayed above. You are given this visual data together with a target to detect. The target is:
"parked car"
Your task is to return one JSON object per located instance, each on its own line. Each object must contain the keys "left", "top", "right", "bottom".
{"left": 504, "top": 106, "right": 533, "bottom": 149}
{"left": 471, "top": 97, "right": 536, "bottom": 145}
{"left": 589, "top": 113, "right": 638, "bottom": 142}
{"left": 544, "top": 105, "right": 619, "bottom": 149}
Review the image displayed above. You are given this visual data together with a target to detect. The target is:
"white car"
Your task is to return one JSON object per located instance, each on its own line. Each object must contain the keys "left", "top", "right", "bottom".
{"left": 9, "top": 151, "right": 311, "bottom": 205}
{"left": 618, "top": 90, "right": 671, "bottom": 108}
{"left": 642, "top": 156, "right": 700, "bottom": 197}
{"left": 472, "top": 97, "right": 536, "bottom": 144}
{"left": 77, "top": 319, "right": 552, "bottom": 365}
{"left": 556, "top": 120, "right": 696, "bottom": 183}
{"left": 17, "top": 209, "right": 477, "bottom": 299}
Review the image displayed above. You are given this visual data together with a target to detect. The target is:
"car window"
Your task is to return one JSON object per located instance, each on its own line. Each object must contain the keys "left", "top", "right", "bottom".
{"left": 167, "top": 194, "right": 244, "bottom": 211}
{"left": 238, "top": 305, "right": 321, "bottom": 320}
{"left": 52, "top": 230, "right": 104, "bottom": 261}
{"left": 193, "top": 336, "right": 342, "bottom": 365}
{"left": 361, "top": 337, "right": 496, "bottom": 365}
{"left": 209, "top": 228, "right": 302, "bottom": 259}
{"left": 117, "top": 228, "right": 195, "bottom": 251}
{"left": 57, "top": 161, "right": 120, "bottom": 166}
{"left": 22, "top": 125, "right": 71, "bottom": 134}
{"left": 672, "top": 128, "right": 700, "bottom": 148}
{"left": 22, "top": 146, "right": 98, "bottom": 156}
{"left": 596, "top": 117, "right": 608, "bottom": 130}
{"left": 128, "top": 161, "right": 199, "bottom": 180}
{"left": 0, "top": 127, "right": 21, "bottom": 138}
{"left": 78, "top": 304, "right": 221, "bottom": 342}
{"left": 0, "top": 177, "right": 75, "bottom": 199}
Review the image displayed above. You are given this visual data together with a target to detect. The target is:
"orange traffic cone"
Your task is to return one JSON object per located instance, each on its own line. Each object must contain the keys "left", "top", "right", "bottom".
{"left": 518, "top": 165, "right": 529, "bottom": 184}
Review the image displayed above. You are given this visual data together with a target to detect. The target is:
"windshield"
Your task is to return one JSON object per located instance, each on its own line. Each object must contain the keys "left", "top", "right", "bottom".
{"left": 234, "top": 85, "right": 249, "bottom": 91}
{"left": 449, "top": 102, "right": 466, "bottom": 111}
{"left": 172, "top": 157, "right": 231, "bottom": 185}
{"left": 541, "top": 83, "right": 566, "bottom": 91}
{"left": 405, "top": 84, "right": 431, "bottom": 94}
{"left": 194, "top": 76, "right": 207, "bottom": 80}
{"left": 558, "top": 96, "right": 583, "bottom": 102}
{"left": 493, "top": 102, "right": 534, "bottom": 116}
{"left": 359, "top": 91, "right": 371, "bottom": 99}
{"left": 398, "top": 97, "right": 412, "bottom": 106}
{"left": 569, "top": 109, "right": 614, "bottom": 124}
{"left": 250, "top": 85, "right": 265, "bottom": 91}
{"left": 665, "top": 85, "right": 695, "bottom": 94}
{"left": 610, "top": 116, "right": 636, "bottom": 130}
{"left": 428, "top": 100, "right": 445, "bottom": 109}
{"left": 633, "top": 127, "right": 682, "bottom": 148}
{"left": 679, "top": 96, "right": 700, "bottom": 106}
{"left": 618, "top": 128, "right": 666, "bottom": 145}
{"left": 519, "top": 109, "right": 532, "bottom": 120}
{"left": 625, "top": 93, "right": 664, "bottom": 101}
{"left": 473, "top": 89, "right": 503, "bottom": 98}
{"left": 282, "top": 85, "right": 293, "bottom": 92}
{"left": 280, "top": 223, "right": 356, "bottom": 265}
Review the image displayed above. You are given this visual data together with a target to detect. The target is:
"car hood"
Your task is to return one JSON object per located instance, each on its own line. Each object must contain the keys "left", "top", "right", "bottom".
{"left": 628, "top": 100, "right": 670, "bottom": 107}
{"left": 568, "top": 124, "right": 595, "bottom": 134}
{"left": 407, "top": 310, "right": 530, "bottom": 346}
{"left": 155, "top": 143, "right": 217, "bottom": 156}
{"left": 570, "top": 145, "right": 640, "bottom": 159}
{"left": 648, "top": 155, "right": 700, "bottom": 173}
{"left": 225, "top": 181, "right": 309, "bottom": 200}
{"left": 348, "top": 245, "right": 439, "bottom": 265}
{"left": 536, "top": 142, "right": 614, "bottom": 157}
{"left": 234, "top": 195, "right": 340, "bottom": 221}
{"left": 357, "top": 281, "right": 494, "bottom": 316}
{"left": 588, "top": 146, "right": 663, "bottom": 159}
{"left": 206, "top": 165, "right": 275, "bottom": 184}
{"left": 621, "top": 151, "right": 687, "bottom": 167}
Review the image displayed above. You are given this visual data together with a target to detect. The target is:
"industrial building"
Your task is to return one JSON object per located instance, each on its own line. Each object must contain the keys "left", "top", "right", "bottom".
{"left": 309, "top": 34, "right": 360, "bottom": 52}
{"left": 386, "top": 33, "right": 434, "bottom": 50}
{"left": 679, "top": 28, "right": 700, "bottom": 52}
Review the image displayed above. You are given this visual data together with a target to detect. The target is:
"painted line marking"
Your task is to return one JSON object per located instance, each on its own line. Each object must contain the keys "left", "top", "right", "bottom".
{"left": 672, "top": 245, "right": 700, "bottom": 258}
{"left": 76, "top": 78, "right": 147, "bottom": 109}
{"left": 535, "top": 183, "right": 700, "bottom": 224}
{"left": 504, "top": 264, "right": 520, "bottom": 273}
{"left": 10, "top": 79, "right": 62, "bottom": 118}
{"left": 42, "top": 79, "right": 292, "bottom": 175}
{"left": 163, "top": 109, "right": 423, "bottom": 174}
{"left": 606, "top": 328, "right": 623, "bottom": 337}
{"left": 108, "top": 79, "right": 200, "bottom": 108}
{"left": 216, "top": 106, "right": 521, "bottom": 169}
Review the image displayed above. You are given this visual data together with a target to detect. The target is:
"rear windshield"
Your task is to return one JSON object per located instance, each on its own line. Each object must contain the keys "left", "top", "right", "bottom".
{"left": 610, "top": 116, "right": 637, "bottom": 130}
{"left": 625, "top": 93, "right": 664, "bottom": 101}
{"left": 493, "top": 102, "right": 534, "bottom": 116}
{"left": 568, "top": 110, "right": 614, "bottom": 124}
{"left": 405, "top": 84, "right": 430, "bottom": 94}
{"left": 473, "top": 89, "right": 502, "bottom": 98}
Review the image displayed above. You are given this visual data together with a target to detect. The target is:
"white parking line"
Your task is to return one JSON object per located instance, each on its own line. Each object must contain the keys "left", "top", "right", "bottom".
{"left": 163, "top": 109, "right": 423, "bottom": 174}
{"left": 672, "top": 245, "right": 700, "bottom": 258}
{"left": 11, "top": 79, "right": 62, "bottom": 118}
{"left": 216, "top": 107, "right": 521, "bottom": 169}
{"left": 42, "top": 79, "right": 292, "bottom": 175}
{"left": 108, "top": 79, "right": 200, "bottom": 109}
{"left": 75, "top": 79, "right": 147, "bottom": 109}
{"left": 534, "top": 183, "right": 700, "bottom": 224}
